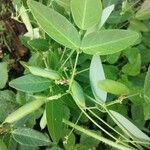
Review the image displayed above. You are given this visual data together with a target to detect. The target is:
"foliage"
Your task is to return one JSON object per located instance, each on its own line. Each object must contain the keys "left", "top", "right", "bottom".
{"left": 0, "top": 0, "right": 150, "bottom": 149}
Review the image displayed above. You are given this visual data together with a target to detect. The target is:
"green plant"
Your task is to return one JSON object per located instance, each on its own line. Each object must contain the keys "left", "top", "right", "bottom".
{"left": 0, "top": 0, "right": 150, "bottom": 149}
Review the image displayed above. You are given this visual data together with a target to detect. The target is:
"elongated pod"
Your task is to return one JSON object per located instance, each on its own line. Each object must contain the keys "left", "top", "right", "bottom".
{"left": 4, "top": 99, "right": 45, "bottom": 124}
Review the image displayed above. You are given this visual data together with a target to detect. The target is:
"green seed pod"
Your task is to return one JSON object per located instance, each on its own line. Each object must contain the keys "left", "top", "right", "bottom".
{"left": 28, "top": 66, "right": 61, "bottom": 80}
{"left": 98, "top": 79, "right": 129, "bottom": 95}
{"left": 71, "top": 80, "right": 86, "bottom": 108}
{"left": 4, "top": 99, "right": 45, "bottom": 124}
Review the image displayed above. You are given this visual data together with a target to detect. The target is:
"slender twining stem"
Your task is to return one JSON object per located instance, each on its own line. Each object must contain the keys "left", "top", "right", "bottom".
{"left": 63, "top": 119, "right": 134, "bottom": 150}
{"left": 85, "top": 95, "right": 143, "bottom": 149}
{"left": 59, "top": 50, "right": 75, "bottom": 70}
{"left": 64, "top": 112, "right": 83, "bottom": 144}
{"left": 105, "top": 108, "right": 143, "bottom": 150}
{"left": 69, "top": 56, "right": 74, "bottom": 70}
{"left": 87, "top": 109, "right": 129, "bottom": 141}
{"left": 69, "top": 51, "right": 80, "bottom": 91}
{"left": 76, "top": 68, "right": 89, "bottom": 75}
{"left": 60, "top": 47, "right": 67, "bottom": 62}
{"left": 75, "top": 105, "right": 130, "bottom": 147}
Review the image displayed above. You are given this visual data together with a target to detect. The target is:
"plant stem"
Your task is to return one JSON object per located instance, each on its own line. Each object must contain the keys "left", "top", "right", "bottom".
{"left": 76, "top": 105, "right": 129, "bottom": 146}
{"left": 63, "top": 119, "right": 134, "bottom": 150}
{"left": 59, "top": 50, "right": 75, "bottom": 70}
{"left": 105, "top": 108, "right": 143, "bottom": 149}
{"left": 69, "top": 51, "right": 80, "bottom": 91}
{"left": 60, "top": 47, "right": 67, "bottom": 62}
{"left": 87, "top": 108, "right": 130, "bottom": 141}
{"left": 76, "top": 68, "right": 89, "bottom": 75}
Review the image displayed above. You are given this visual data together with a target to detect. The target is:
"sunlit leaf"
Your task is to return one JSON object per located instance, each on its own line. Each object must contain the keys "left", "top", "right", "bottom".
{"left": 81, "top": 29, "right": 139, "bottom": 55}
{"left": 110, "top": 110, "right": 150, "bottom": 141}
{"left": 9, "top": 74, "right": 51, "bottom": 93}
{"left": 90, "top": 55, "right": 107, "bottom": 103}
{"left": 71, "top": 0, "right": 102, "bottom": 30}
{"left": 28, "top": 0, "right": 80, "bottom": 49}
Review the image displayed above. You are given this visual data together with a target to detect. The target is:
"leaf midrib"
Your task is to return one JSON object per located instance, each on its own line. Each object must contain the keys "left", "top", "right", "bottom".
{"left": 30, "top": 3, "right": 79, "bottom": 49}
{"left": 13, "top": 130, "right": 50, "bottom": 144}
{"left": 11, "top": 80, "right": 50, "bottom": 86}
{"left": 82, "top": 32, "right": 139, "bottom": 49}
{"left": 81, "top": 0, "right": 87, "bottom": 29}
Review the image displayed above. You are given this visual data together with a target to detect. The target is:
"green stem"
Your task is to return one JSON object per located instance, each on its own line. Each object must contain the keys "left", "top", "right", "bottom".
{"left": 105, "top": 108, "right": 144, "bottom": 150}
{"left": 76, "top": 105, "right": 128, "bottom": 146}
{"left": 69, "top": 51, "right": 80, "bottom": 91}
{"left": 60, "top": 47, "right": 67, "bottom": 62}
{"left": 87, "top": 108, "right": 130, "bottom": 142}
{"left": 66, "top": 112, "right": 82, "bottom": 139}
{"left": 59, "top": 50, "right": 75, "bottom": 71}
{"left": 76, "top": 68, "right": 89, "bottom": 75}
{"left": 63, "top": 119, "right": 134, "bottom": 150}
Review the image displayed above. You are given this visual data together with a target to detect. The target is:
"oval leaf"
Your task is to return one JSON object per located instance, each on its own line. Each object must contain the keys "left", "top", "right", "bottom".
{"left": 12, "top": 128, "right": 51, "bottom": 146}
{"left": 98, "top": 79, "right": 129, "bottom": 95}
{"left": 46, "top": 100, "right": 70, "bottom": 144}
{"left": 9, "top": 74, "right": 51, "bottom": 93}
{"left": 99, "top": 4, "right": 114, "bottom": 29}
{"left": 55, "top": 0, "right": 70, "bottom": 10}
{"left": 28, "top": 0, "right": 80, "bottom": 49}
{"left": 0, "top": 62, "right": 8, "bottom": 89}
{"left": 110, "top": 110, "right": 150, "bottom": 142}
{"left": 28, "top": 38, "right": 49, "bottom": 51}
{"left": 71, "top": 0, "right": 102, "bottom": 30}
{"left": 28, "top": 66, "right": 61, "bottom": 80}
{"left": 90, "top": 55, "right": 107, "bottom": 103}
{"left": 71, "top": 80, "right": 86, "bottom": 108}
{"left": 81, "top": 29, "right": 139, "bottom": 55}
{"left": 144, "top": 66, "right": 150, "bottom": 101}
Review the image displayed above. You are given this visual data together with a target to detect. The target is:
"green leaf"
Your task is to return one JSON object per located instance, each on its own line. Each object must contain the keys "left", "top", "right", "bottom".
{"left": 8, "top": 136, "right": 17, "bottom": 150}
{"left": 28, "top": 38, "right": 49, "bottom": 51}
{"left": 27, "top": 66, "right": 61, "bottom": 80}
{"left": 71, "top": 0, "right": 102, "bottom": 30}
{"left": 110, "top": 110, "right": 150, "bottom": 142}
{"left": 136, "top": 0, "right": 150, "bottom": 20}
{"left": 144, "top": 66, "right": 150, "bottom": 101}
{"left": 143, "top": 99, "right": 150, "bottom": 120}
{"left": 99, "top": 4, "right": 114, "bottom": 29}
{"left": 81, "top": 29, "right": 139, "bottom": 55}
{"left": 122, "top": 54, "right": 141, "bottom": 76}
{"left": 12, "top": 128, "right": 51, "bottom": 146}
{"left": 55, "top": 0, "right": 70, "bottom": 9}
{"left": 71, "top": 80, "right": 86, "bottom": 108}
{"left": 90, "top": 55, "right": 107, "bottom": 103}
{"left": 0, "top": 139, "right": 7, "bottom": 150}
{"left": 77, "top": 131, "right": 100, "bottom": 150}
{"left": 98, "top": 79, "right": 129, "bottom": 95}
{"left": 46, "top": 100, "right": 70, "bottom": 144}
{"left": 28, "top": 0, "right": 80, "bottom": 49}
{"left": 129, "top": 20, "right": 149, "bottom": 32}
{"left": 9, "top": 74, "right": 51, "bottom": 93}
{"left": 63, "top": 131, "right": 75, "bottom": 150}
{"left": 144, "top": 66, "right": 150, "bottom": 120}
{"left": 0, "top": 62, "right": 8, "bottom": 89}
{"left": 0, "top": 90, "right": 17, "bottom": 122}
{"left": 106, "top": 52, "right": 120, "bottom": 64}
